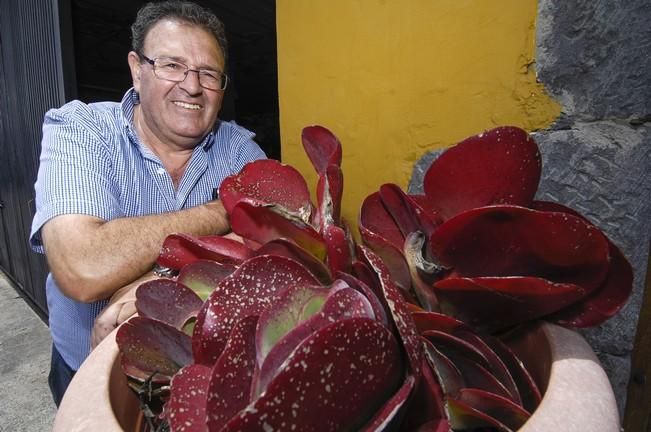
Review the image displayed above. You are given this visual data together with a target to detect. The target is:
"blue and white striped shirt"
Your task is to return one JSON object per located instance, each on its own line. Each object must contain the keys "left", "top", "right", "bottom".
{"left": 30, "top": 88, "right": 266, "bottom": 369}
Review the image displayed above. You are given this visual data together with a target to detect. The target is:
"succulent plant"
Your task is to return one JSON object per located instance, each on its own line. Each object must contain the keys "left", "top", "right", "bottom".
{"left": 116, "top": 125, "right": 632, "bottom": 431}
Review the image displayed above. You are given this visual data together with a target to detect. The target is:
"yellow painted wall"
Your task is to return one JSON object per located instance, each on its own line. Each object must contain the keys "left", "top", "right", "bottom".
{"left": 277, "top": 0, "right": 560, "bottom": 226}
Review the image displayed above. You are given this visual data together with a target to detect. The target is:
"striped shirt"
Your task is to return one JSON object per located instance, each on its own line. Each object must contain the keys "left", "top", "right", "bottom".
{"left": 29, "top": 88, "right": 266, "bottom": 369}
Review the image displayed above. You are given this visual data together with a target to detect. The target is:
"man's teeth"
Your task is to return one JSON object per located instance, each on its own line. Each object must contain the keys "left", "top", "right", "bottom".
{"left": 174, "top": 101, "right": 201, "bottom": 110}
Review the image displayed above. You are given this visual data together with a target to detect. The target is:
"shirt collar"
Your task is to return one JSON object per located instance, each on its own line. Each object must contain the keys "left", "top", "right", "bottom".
{"left": 120, "top": 87, "right": 217, "bottom": 151}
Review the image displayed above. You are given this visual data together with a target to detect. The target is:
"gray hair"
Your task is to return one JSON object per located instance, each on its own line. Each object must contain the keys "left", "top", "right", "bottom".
{"left": 131, "top": 1, "right": 228, "bottom": 62}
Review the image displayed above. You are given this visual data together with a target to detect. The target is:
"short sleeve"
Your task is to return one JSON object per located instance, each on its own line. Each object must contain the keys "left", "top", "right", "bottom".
{"left": 225, "top": 121, "right": 267, "bottom": 173}
{"left": 30, "top": 101, "right": 123, "bottom": 252}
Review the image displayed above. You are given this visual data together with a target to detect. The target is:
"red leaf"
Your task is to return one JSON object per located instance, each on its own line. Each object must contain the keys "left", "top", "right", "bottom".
{"left": 359, "top": 246, "right": 423, "bottom": 374}
{"left": 483, "top": 335, "right": 542, "bottom": 413}
{"left": 323, "top": 223, "right": 353, "bottom": 274}
{"left": 253, "top": 283, "right": 375, "bottom": 397}
{"left": 401, "top": 359, "right": 448, "bottom": 430}
{"left": 446, "top": 396, "right": 512, "bottom": 432}
{"left": 360, "top": 375, "right": 416, "bottom": 431}
{"left": 116, "top": 316, "right": 192, "bottom": 383}
{"left": 166, "top": 364, "right": 211, "bottom": 432}
{"left": 359, "top": 224, "right": 412, "bottom": 292}
{"left": 434, "top": 276, "right": 586, "bottom": 332}
{"left": 230, "top": 199, "right": 327, "bottom": 261}
{"left": 360, "top": 192, "right": 404, "bottom": 250}
{"left": 254, "top": 238, "right": 332, "bottom": 284}
{"left": 222, "top": 318, "right": 403, "bottom": 432}
{"left": 157, "top": 233, "right": 252, "bottom": 270}
{"left": 219, "top": 159, "right": 314, "bottom": 216}
{"left": 422, "top": 337, "right": 463, "bottom": 396}
{"left": 135, "top": 279, "right": 203, "bottom": 329}
{"left": 423, "top": 126, "right": 541, "bottom": 221}
{"left": 550, "top": 242, "right": 634, "bottom": 327}
{"left": 177, "top": 259, "right": 238, "bottom": 301}
{"left": 530, "top": 201, "right": 634, "bottom": 327}
{"left": 206, "top": 316, "right": 258, "bottom": 430}
{"left": 379, "top": 183, "right": 438, "bottom": 239}
{"left": 335, "top": 271, "right": 389, "bottom": 326}
{"left": 453, "top": 388, "right": 530, "bottom": 431}
{"left": 192, "top": 255, "right": 321, "bottom": 365}
{"left": 430, "top": 205, "right": 610, "bottom": 292}
{"left": 301, "top": 125, "right": 343, "bottom": 174}
{"left": 414, "top": 312, "right": 520, "bottom": 404}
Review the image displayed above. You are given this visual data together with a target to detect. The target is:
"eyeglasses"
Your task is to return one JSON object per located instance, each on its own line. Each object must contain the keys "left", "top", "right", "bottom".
{"left": 140, "top": 54, "right": 228, "bottom": 91}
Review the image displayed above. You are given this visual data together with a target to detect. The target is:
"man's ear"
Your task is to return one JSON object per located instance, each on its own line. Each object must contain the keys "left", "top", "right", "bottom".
{"left": 127, "top": 51, "right": 142, "bottom": 92}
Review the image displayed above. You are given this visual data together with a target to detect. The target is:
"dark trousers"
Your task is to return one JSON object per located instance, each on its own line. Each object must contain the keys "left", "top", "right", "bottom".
{"left": 48, "top": 344, "right": 76, "bottom": 407}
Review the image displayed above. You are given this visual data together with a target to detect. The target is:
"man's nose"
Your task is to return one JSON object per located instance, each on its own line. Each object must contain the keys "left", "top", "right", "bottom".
{"left": 179, "top": 69, "right": 202, "bottom": 94}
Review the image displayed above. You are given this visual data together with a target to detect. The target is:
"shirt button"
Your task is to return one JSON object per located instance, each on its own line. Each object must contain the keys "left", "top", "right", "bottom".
{"left": 156, "top": 167, "right": 166, "bottom": 175}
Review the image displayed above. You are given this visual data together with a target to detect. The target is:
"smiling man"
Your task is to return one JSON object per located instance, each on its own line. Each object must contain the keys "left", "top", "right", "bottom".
{"left": 29, "top": 1, "right": 265, "bottom": 407}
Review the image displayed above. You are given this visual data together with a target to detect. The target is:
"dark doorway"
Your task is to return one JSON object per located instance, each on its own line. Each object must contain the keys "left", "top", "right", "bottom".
{"left": 68, "top": 0, "right": 280, "bottom": 160}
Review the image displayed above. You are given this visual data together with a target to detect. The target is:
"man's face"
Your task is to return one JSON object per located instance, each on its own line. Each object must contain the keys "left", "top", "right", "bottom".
{"left": 129, "top": 19, "right": 225, "bottom": 149}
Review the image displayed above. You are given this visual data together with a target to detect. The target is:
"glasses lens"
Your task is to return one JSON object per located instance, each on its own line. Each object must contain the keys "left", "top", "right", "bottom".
{"left": 199, "top": 71, "right": 227, "bottom": 91}
{"left": 153, "top": 59, "right": 187, "bottom": 81}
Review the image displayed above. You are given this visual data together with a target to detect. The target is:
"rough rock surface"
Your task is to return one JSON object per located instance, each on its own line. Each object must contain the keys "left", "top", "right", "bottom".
{"left": 410, "top": 0, "right": 651, "bottom": 416}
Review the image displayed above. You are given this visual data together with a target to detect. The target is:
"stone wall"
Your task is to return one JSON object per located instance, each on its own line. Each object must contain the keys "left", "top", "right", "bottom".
{"left": 410, "top": 0, "right": 651, "bottom": 415}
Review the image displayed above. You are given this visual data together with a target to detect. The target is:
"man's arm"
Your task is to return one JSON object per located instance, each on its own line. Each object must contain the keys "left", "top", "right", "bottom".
{"left": 42, "top": 199, "right": 228, "bottom": 303}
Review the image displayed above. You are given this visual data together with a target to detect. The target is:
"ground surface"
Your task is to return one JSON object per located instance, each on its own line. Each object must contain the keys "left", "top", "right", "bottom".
{"left": 0, "top": 272, "right": 56, "bottom": 431}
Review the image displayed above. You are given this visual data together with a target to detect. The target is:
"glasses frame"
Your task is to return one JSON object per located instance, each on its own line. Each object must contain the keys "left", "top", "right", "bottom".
{"left": 139, "top": 54, "right": 228, "bottom": 91}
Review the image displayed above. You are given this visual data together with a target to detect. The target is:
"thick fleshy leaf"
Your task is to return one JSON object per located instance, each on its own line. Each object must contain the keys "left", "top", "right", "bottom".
{"left": 414, "top": 312, "right": 520, "bottom": 403}
{"left": 379, "top": 183, "right": 438, "bottom": 239}
{"left": 206, "top": 316, "right": 258, "bottom": 430}
{"left": 360, "top": 192, "right": 404, "bottom": 250}
{"left": 230, "top": 199, "right": 327, "bottom": 260}
{"left": 177, "top": 259, "right": 238, "bottom": 301}
{"left": 422, "top": 330, "right": 492, "bottom": 374}
{"left": 192, "top": 255, "right": 321, "bottom": 365}
{"left": 422, "top": 337, "right": 463, "bottom": 396}
{"left": 446, "top": 397, "right": 512, "bottom": 432}
{"left": 222, "top": 318, "right": 403, "bottom": 432}
{"left": 166, "top": 364, "right": 211, "bottom": 432}
{"left": 335, "top": 271, "right": 389, "bottom": 326}
{"left": 316, "top": 164, "right": 344, "bottom": 228}
{"left": 455, "top": 388, "right": 530, "bottom": 430}
{"left": 323, "top": 223, "right": 353, "bottom": 274}
{"left": 157, "top": 233, "right": 252, "bottom": 270}
{"left": 117, "top": 316, "right": 192, "bottom": 383}
{"left": 446, "top": 353, "right": 514, "bottom": 402}
{"left": 422, "top": 330, "right": 519, "bottom": 405}
{"left": 254, "top": 238, "right": 332, "bottom": 284}
{"left": 359, "top": 246, "right": 423, "bottom": 374}
{"left": 301, "top": 125, "right": 343, "bottom": 174}
{"left": 401, "top": 359, "right": 448, "bottom": 430}
{"left": 530, "top": 201, "right": 634, "bottom": 327}
{"left": 135, "top": 279, "right": 203, "bottom": 329}
{"left": 219, "top": 159, "right": 314, "bottom": 217}
{"left": 360, "top": 375, "right": 416, "bottom": 431}
{"left": 430, "top": 205, "right": 610, "bottom": 291}
{"left": 550, "top": 241, "right": 634, "bottom": 327}
{"left": 483, "top": 335, "right": 542, "bottom": 413}
{"left": 423, "top": 126, "right": 541, "bottom": 221}
{"left": 434, "top": 276, "right": 586, "bottom": 332}
{"left": 253, "top": 284, "right": 376, "bottom": 397}
{"left": 360, "top": 225, "right": 412, "bottom": 292}
{"left": 255, "top": 283, "right": 332, "bottom": 365}
{"left": 410, "top": 194, "right": 444, "bottom": 224}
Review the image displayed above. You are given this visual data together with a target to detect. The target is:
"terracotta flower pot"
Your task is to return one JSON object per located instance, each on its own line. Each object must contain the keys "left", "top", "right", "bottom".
{"left": 53, "top": 322, "right": 620, "bottom": 432}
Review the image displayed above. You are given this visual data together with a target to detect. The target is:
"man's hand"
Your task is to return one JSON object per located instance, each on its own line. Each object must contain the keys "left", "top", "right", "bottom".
{"left": 90, "top": 272, "right": 158, "bottom": 349}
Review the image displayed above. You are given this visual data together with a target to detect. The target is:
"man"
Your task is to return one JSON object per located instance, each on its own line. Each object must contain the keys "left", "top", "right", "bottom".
{"left": 29, "top": 1, "right": 265, "bottom": 406}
